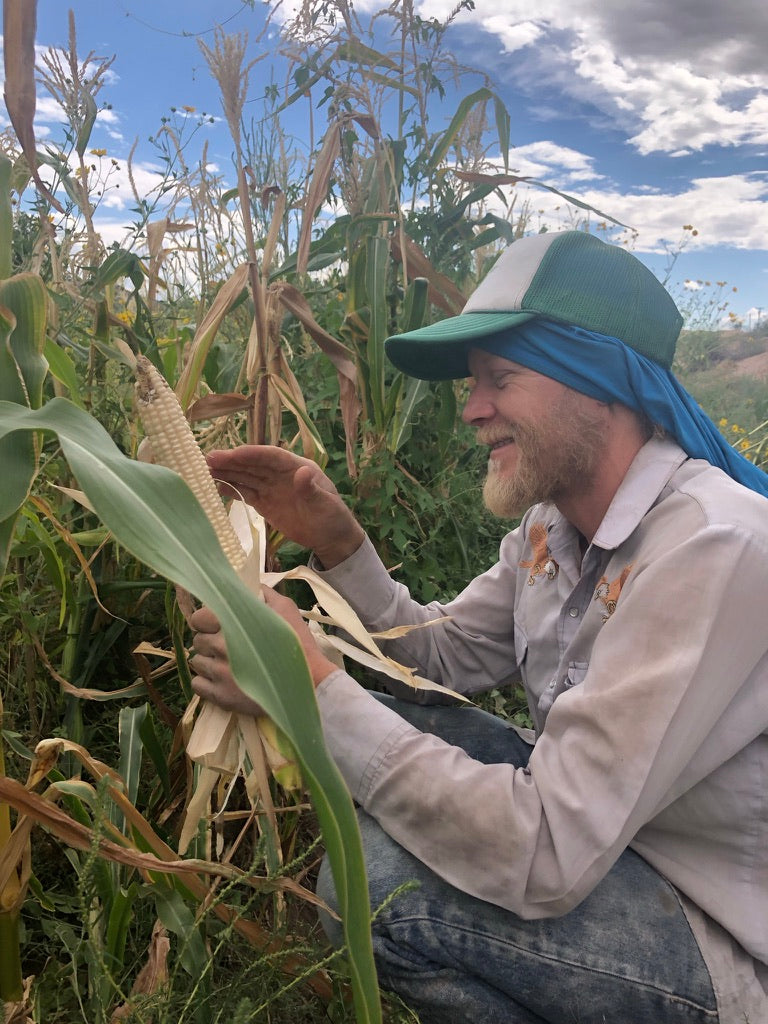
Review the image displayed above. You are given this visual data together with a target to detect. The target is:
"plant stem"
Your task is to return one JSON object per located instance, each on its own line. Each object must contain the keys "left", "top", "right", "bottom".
{"left": 0, "top": 698, "right": 23, "bottom": 1003}
{"left": 0, "top": 909, "right": 23, "bottom": 1002}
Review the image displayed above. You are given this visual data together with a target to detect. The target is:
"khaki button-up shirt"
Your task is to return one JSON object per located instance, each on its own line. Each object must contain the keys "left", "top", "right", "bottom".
{"left": 315, "top": 437, "right": 768, "bottom": 1023}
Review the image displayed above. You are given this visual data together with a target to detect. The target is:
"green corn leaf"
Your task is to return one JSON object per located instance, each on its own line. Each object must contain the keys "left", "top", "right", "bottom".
{"left": 37, "top": 148, "right": 83, "bottom": 211}
{"left": 105, "top": 883, "right": 139, "bottom": 973}
{"left": 0, "top": 272, "right": 49, "bottom": 409}
{"left": 118, "top": 704, "right": 148, "bottom": 809}
{"left": 0, "top": 154, "right": 13, "bottom": 280}
{"left": 0, "top": 397, "right": 381, "bottom": 1024}
{"left": 153, "top": 885, "right": 208, "bottom": 980}
{"left": 515, "top": 176, "right": 629, "bottom": 228}
{"left": 389, "top": 377, "right": 428, "bottom": 454}
{"left": 0, "top": 301, "right": 38, "bottom": 576}
{"left": 86, "top": 248, "right": 145, "bottom": 296}
{"left": 365, "top": 236, "right": 389, "bottom": 429}
{"left": 44, "top": 338, "right": 85, "bottom": 407}
{"left": 401, "top": 277, "right": 429, "bottom": 333}
{"left": 75, "top": 91, "right": 98, "bottom": 158}
{"left": 138, "top": 710, "right": 171, "bottom": 800}
{"left": 493, "top": 94, "right": 511, "bottom": 172}
{"left": 427, "top": 87, "right": 495, "bottom": 175}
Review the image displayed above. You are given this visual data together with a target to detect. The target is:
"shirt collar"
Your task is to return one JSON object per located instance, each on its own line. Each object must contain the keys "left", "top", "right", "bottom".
{"left": 591, "top": 436, "right": 688, "bottom": 551}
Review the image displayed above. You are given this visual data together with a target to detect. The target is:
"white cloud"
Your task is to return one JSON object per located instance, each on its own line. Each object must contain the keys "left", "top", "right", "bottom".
{"left": 478, "top": 16, "right": 544, "bottom": 53}
{"left": 508, "top": 141, "right": 604, "bottom": 183}
{"left": 484, "top": 144, "right": 768, "bottom": 253}
{"left": 416, "top": 0, "right": 768, "bottom": 156}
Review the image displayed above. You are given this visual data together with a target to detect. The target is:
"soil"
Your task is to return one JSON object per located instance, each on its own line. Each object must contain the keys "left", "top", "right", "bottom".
{"left": 730, "top": 349, "right": 768, "bottom": 379}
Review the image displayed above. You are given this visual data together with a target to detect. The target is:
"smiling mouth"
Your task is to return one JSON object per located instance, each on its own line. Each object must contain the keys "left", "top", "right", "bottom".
{"left": 489, "top": 438, "right": 515, "bottom": 451}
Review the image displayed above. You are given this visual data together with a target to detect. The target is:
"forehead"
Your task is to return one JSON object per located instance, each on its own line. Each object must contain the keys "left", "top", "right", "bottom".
{"left": 466, "top": 347, "right": 530, "bottom": 377}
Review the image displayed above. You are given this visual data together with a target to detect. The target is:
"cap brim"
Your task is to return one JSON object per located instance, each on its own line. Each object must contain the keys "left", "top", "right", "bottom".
{"left": 385, "top": 311, "right": 536, "bottom": 379}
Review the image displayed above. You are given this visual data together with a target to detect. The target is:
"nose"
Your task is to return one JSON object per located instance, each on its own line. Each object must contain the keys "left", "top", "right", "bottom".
{"left": 461, "top": 384, "right": 496, "bottom": 426}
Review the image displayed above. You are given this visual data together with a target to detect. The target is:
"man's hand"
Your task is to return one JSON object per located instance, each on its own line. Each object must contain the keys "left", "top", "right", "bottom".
{"left": 189, "top": 605, "right": 266, "bottom": 716}
{"left": 189, "top": 590, "right": 339, "bottom": 714}
{"left": 206, "top": 445, "right": 365, "bottom": 568}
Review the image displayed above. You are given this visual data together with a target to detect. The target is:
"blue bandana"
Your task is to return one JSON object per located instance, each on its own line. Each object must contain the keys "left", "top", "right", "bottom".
{"left": 475, "top": 320, "right": 768, "bottom": 499}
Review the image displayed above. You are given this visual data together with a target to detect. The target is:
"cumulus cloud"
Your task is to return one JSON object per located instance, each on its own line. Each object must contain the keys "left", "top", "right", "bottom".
{"left": 479, "top": 141, "right": 768, "bottom": 256}
{"left": 570, "top": 173, "right": 768, "bottom": 252}
{"left": 417, "top": 0, "right": 768, "bottom": 156}
{"left": 508, "top": 141, "right": 604, "bottom": 183}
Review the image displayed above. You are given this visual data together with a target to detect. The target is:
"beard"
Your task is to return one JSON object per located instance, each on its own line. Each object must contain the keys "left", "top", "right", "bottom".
{"left": 480, "top": 390, "right": 607, "bottom": 520}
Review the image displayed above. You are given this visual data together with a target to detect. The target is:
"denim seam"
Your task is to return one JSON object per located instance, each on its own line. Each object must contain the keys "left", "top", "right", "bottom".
{"left": 388, "top": 913, "right": 719, "bottom": 1016}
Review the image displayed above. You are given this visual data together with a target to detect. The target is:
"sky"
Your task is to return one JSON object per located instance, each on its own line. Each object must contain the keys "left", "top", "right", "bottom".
{"left": 8, "top": 0, "right": 768, "bottom": 329}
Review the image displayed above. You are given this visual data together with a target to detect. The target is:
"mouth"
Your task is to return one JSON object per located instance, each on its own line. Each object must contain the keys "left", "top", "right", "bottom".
{"left": 488, "top": 437, "right": 515, "bottom": 453}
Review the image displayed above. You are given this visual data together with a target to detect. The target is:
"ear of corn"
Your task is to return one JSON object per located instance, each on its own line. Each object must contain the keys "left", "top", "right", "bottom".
{"left": 133, "top": 356, "right": 300, "bottom": 859}
{"left": 134, "top": 356, "right": 247, "bottom": 574}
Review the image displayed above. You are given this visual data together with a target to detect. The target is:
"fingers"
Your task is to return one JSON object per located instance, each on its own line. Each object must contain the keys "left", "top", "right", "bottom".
{"left": 189, "top": 605, "right": 221, "bottom": 636}
{"left": 189, "top": 663, "right": 265, "bottom": 718}
{"left": 262, "top": 584, "right": 303, "bottom": 624}
{"left": 207, "top": 444, "right": 311, "bottom": 484}
{"left": 189, "top": 631, "right": 267, "bottom": 717}
{"left": 262, "top": 586, "right": 338, "bottom": 688}
{"left": 188, "top": 652, "right": 222, "bottom": 685}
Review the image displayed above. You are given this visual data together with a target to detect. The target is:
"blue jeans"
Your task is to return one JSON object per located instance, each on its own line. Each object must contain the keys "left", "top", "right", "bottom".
{"left": 317, "top": 696, "right": 718, "bottom": 1023}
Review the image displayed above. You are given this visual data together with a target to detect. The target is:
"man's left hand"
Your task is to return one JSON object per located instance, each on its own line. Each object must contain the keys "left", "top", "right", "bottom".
{"left": 189, "top": 589, "right": 338, "bottom": 716}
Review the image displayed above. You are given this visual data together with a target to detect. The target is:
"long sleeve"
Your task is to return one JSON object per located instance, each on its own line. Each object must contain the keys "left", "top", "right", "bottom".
{"left": 313, "top": 530, "right": 526, "bottom": 694}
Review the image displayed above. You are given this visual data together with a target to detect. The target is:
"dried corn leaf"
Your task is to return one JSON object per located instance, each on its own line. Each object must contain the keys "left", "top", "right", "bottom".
{"left": 390, "top": 232, "right": 466, "bottom": 314}
{"left": 3, "top": 0, "right": 62, "bottom": 212}
{"left": 227, "top": 500, "right": 461, "bottom": 698}
{"left": 319, "top": 633, "right": 468, "bottom": 705}
{"left": 52, "top": 484, "right": 95, "bottom": 513}
{"left": 2, "top": 975, "right": 33, "bottom": 1024}
{"left": 296, "top": 125, "right": 341, "bottom": 277}
{"left": 110, "top": 920, "right": 170, "bottom": 1022}
{"left": 262, "top": 564, "right": 465, "bottom": 700}
{"left": 178, "top": 765, "right": 221, "bottom": 855}
{"left": 174, "top": 263, "right": 251, "bottom": 410}
{"left": 185, "top": 701, "right": 238, "bottom": 769}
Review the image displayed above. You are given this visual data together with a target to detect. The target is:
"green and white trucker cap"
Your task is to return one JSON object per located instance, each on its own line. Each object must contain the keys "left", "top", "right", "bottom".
{"left": 385, "top": 230, "right": 683, "bottom": 380}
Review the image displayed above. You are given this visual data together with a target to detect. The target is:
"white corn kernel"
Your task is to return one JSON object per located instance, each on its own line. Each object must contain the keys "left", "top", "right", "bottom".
{"left": 134, "top": 355, "right": 247, "bottom": 572}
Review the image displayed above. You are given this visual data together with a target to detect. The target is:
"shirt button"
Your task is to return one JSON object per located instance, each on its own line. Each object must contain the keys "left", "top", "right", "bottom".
{"left": 568, "top": 606, "right": 580, "bottom": 618}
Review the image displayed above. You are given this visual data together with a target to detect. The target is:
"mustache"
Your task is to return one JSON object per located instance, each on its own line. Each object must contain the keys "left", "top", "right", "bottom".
{"left": 476, "top": 424, "right": 517, "bottom": 446}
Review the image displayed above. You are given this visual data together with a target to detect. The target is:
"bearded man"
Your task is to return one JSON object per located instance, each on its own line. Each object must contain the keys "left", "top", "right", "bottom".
{"left": 190, "top": 231, "right": 768, "bottom": 1024}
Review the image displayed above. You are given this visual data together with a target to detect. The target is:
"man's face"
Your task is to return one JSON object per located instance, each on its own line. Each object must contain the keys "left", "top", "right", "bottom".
{"left": 462, "top": 348, "right": 608, "bottom": 519}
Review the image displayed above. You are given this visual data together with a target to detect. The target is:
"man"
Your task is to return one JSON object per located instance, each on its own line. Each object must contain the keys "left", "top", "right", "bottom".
{"left": 190, "top": 231, "right": 768, "bottom": 1023}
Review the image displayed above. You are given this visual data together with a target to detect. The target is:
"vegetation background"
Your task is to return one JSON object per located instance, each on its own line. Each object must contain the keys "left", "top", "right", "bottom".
{"left": 1, "top": 2, "right": 766, "bottom": 1022}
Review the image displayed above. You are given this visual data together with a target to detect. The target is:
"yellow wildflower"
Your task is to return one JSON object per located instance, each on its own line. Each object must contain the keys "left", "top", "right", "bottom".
{"left": 90, "top": 148, "right": 107, "bottom": 156}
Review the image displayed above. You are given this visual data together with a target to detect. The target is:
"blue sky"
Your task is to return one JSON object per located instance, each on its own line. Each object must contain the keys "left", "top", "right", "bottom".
{"left": 14, "top": 0, "right": 768, "bottom": 328}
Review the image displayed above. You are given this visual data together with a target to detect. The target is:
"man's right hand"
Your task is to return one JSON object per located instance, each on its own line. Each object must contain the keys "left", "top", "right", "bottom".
{"left": 206, "top": 445, "right": 365, "bottom": 568}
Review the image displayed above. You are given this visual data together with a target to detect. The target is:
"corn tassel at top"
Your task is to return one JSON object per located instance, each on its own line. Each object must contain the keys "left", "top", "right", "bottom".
{"left": 134, "top": 355, "right": 247, "bottom": 573}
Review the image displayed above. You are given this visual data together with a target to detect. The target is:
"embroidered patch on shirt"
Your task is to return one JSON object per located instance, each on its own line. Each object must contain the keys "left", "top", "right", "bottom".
{"left": 594, "top": 564, "right": 633, "bottom": 621}
{"left": 519, "top": 522, "right": 559, "bottom": 586}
